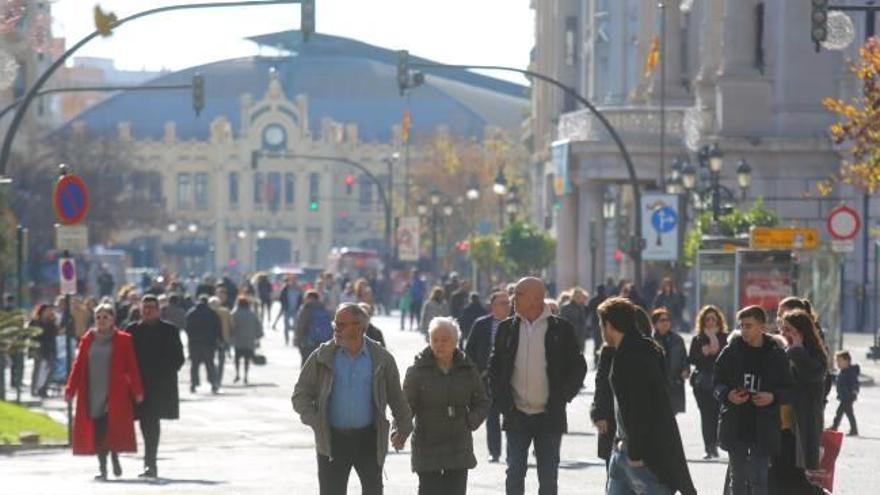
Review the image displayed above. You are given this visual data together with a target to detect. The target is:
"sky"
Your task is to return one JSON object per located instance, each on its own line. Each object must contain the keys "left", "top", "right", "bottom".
{"left": 49, "top": 0, "right": 535, "bottom": 84}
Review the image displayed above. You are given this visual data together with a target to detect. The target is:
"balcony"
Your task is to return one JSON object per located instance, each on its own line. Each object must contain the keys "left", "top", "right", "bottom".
{"left": 556, "top": 106, "right": 688, "bottom": 145}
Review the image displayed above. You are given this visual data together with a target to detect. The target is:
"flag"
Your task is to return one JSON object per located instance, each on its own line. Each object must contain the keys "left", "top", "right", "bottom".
{"left": 401, "top": 109, "right": 412, "bottom": 144}
{"left": 644, "top": 34, "right": 660, "bottom": 78}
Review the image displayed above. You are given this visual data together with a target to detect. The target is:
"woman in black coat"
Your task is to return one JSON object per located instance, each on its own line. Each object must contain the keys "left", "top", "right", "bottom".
{"left": 688, "top": 305, "right": 729, "bottom": 459}
{"left": 771, "top": 309, "right": 828, "bottom": 494}
{"left": 651, "top": 308, "right": 689, "bottom": 414}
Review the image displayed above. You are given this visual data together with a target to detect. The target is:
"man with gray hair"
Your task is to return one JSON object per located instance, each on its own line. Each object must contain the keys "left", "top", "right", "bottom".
{"left": 292, "top": 303, "right": 412, "bottom": 494}
{"left": 489, "top": 277, "right": 587, "bottom": 495}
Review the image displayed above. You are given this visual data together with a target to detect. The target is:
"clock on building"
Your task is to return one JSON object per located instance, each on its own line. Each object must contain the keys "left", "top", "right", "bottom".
{"left": 262, "top": 124, "right": 287, "bottom": 150}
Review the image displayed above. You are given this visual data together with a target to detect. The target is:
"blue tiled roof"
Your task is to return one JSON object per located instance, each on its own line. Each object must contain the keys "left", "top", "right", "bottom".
{"left": 57, "top": 32, "right": 529, "bottom": 142}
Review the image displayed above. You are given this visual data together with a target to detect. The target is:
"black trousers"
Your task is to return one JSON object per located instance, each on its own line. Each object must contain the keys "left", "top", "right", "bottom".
{"left": 190, "top": 346, "right": 217, "bottom": 389}
{"left": 486, "top": 401, "right": 501, "bottom": 459}
{"left": 317, "top": 427, "right": 382, "bottom": 495}
{"left": 832, "top": 400, "right": 857, "bottom": 431}
{"left": 139, "top": 414, "right": 161, "bottom": 470}
{"left": 215, "top": 345, "right": 227, "bottom": 386}
{"left": 694, "top": 386, "right": 720, "bottom": 454}
{"left": 418, "top": 469, "right": 468, "bottom": 495}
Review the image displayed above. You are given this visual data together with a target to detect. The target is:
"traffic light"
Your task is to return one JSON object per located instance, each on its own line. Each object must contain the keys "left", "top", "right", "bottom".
{"left": 397, "top": 50, "right": 410, "bottom": 96}
{"left": 301, "top": 0, "right": 315, "bottom": 41}
{"left": 344, "top": 174, "right": 354, "bottom": 195}
{"left": 192, "top": 73, "right": 205, "bottom": 117}
{"left": 811, "top": 0, "right": 829, "bottom": 50}
{"left": 309, "top": 194, "right": 319, "bottom": 211}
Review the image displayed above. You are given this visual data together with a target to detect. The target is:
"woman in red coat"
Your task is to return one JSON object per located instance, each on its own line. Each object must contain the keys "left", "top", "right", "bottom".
{"left": 65, "top": 303, "right": 144, "bottom": 480}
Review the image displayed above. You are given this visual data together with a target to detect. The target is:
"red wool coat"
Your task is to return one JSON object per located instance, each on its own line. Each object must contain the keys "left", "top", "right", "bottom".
{"left": 65, "top": 329, "right": 144, "bottom": 455}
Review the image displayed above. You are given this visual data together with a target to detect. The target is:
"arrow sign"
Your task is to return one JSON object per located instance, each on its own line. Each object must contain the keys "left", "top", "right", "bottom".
{"left": 53, "top": 174, "right": 89, "bottom": 225}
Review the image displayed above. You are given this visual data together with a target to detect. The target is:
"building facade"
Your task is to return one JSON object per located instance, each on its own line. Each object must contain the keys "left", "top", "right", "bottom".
{"left": 531, "top": 1, "right": 866, "bottom": 306}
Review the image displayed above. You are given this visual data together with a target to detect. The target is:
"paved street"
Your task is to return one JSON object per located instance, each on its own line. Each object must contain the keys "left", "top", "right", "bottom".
{"left": 2, "top": 312, "right": 879, "bottom": 494}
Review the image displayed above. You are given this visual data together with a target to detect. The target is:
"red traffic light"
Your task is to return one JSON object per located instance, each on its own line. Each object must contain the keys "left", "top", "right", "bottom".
{"left": 344, "top": 174, "right": 355, "bottom": 186}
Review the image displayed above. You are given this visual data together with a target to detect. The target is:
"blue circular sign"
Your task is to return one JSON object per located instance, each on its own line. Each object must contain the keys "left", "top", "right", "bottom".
{"left": 651, "top": 206, "right": 678, "bottom": 234}
{"left": 53, "top": 174, "right": 89, "bottom": 225}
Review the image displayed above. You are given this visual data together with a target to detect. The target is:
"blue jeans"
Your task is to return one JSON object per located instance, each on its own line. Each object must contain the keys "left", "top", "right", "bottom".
{"left": 505, "top": 413, "right": 562, "bottom": 495}
{"left": 728, "top": 442, "right": 769, "bottom": 495}
{"left": 607, "top": 448, "right": 672, "bottom": 495}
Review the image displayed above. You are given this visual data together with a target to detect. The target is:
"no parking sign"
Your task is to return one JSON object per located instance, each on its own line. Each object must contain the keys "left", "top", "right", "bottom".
{"left": 59, "top": 257, "right": 77, "bottom": 295}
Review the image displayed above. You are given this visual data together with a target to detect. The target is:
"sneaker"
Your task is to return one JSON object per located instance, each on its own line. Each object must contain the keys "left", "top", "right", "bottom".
{"left": 848, "top": 430, "right": 859, "bottom": 437}
{"left": 138, "top": 467, "right": 157, "bottom": 479}
{"left": 488, "top": 455, "right": 500, "bottom": 463}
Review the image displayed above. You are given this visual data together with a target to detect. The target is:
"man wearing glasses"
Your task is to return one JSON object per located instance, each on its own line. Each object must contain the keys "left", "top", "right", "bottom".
{"left": 465, "top": 290, "right": 511, "bottom": 463}
{"left": 292, "top": 302, "right": 412, "bottom": 494}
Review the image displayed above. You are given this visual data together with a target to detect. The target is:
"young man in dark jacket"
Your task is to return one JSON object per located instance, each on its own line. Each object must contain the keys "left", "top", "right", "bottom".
{"left": 488, "top": 278, "right": 586, "bottom": 495}
{"left": 184, "top": 296, "right": 222, "bottom": 394}
{"left": 713, "top": 305, "right": 792, "bottom": 495}
{"left": 598, "top": 297, "right": 695, "bottom": 495}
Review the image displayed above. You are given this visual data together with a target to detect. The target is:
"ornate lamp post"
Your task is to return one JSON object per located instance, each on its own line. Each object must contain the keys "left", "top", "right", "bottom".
{"left": 493, "top": 168, "right": 508, "bottom": 228}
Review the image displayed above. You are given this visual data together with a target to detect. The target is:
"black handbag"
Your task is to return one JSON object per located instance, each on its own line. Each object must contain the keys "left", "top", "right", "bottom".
{"left": 252, "top": 353, "right": 267, "bottom": 366}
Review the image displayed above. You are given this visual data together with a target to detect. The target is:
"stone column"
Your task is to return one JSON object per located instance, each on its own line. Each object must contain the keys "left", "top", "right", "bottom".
{"left": 606, "top": 0, "right": 628, "bottom": 103}
{"left": 577, "top": 180, "right": 605, "bottom": 291}
{"left": 658, "top": 0, "right": 689, "bottom": 102}
{"left": 555, "top": 190, "right": 579, "bottom": 290}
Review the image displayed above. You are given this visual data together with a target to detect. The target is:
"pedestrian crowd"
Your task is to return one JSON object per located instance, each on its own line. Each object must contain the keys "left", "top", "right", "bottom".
{"left": 0, "top": 266, "right": 863, "bottom": 495}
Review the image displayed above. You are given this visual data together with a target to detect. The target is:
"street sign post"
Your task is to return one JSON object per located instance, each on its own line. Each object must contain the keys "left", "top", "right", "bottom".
{"left": 749, "top": 227, "right": 819, "bottom": 250}
{"left": 58, "top": 257, "right": 77, "bottom": 295}
{"left": 53, "top": 172, "right": 89, "bottom": 225}
{"left": 827, "top": 205, "right": 860, "bottom": 253}
{"left": 55, "top": 224, "right": 88, "bottom": 252}
{"left": 640, "top": 192, "right": 680, "bottom": 261}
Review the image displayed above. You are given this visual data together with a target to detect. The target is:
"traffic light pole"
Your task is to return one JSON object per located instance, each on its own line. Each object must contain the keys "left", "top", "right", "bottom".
{"left": 407, "top": 61, "right": 644, "bottom": 287}
{"left": 0, "top": 0, "right": 302, "bottom": 178}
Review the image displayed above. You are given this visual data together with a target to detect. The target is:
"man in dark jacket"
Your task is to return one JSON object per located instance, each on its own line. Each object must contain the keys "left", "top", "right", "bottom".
{"left": 598, "top": 297, "right": 695, "bottom": 495}
{"left": 651, "top": 308, "right": 689, "bottom": 414}
{"left": 559, "top": 287, "right": 589, "bottom": 353}
{"left": 277, "top": 276, "right": 303, "bottom": 345}
{"left": 449, "top": 280, "right": 471, "bottom": 321}
{"left": 714, "top": 305, "right": 792, "bottom": 495}
{"left": 125, "top": 295, "right": 185, "bottom": 478}
{"left": 459, "top": 292, "right": 488, "bottom": 348}
{"left": 184, "top": 296, "right": 222, "bottom": 394}
{"left": 489, "top": 277, "right": 586, "bottom": 495}
{"left": 832, "top": 350, "right": 860, "bottom": 435}
{"left": 464, "top": 290, "right": 510, "bottom": 463}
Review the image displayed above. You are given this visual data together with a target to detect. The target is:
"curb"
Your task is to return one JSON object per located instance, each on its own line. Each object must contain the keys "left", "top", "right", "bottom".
{"left": 0, "top": 443, "right": 68, "bottom": 455}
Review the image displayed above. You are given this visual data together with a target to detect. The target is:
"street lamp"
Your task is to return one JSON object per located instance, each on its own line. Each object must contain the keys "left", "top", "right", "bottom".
{"left": 257, "top": 229, "right": 267, "bottom": 239}
{"left": 237, "top": 229, "right": 247, "bottom": 239}
{"left": 603, "top": 189, "right": 617, "bottom": 220}
{"left": 416, "top": 200, "right": 428, "bottom": 216}
{"left": 167, "top": 223, "right": 179, "bottom": 233}
{"left": 430, "top": 188, "right": 441, "bottom": 206}
{"left": 680, "top": 159, "right": 697, "bottom": 191}
{"left": 708, "top": 143, "right": 724, "bottom": 173}
{"left": 736, "top": 158, "right": 753, "bottom": 192}
{"left": 466, "top": 175, "right": 480, "bottom": 201}
{"left": 442, "top": 202, "right": 454, "bottom": 217}
{"left": 187, "top": 223, "right": 198, "bottom": 234}
{"left": 506, "top": 184, "right": 519, "bottom": 223}
{"left": 492, "top": 168, "right": 508, "bottom": 196}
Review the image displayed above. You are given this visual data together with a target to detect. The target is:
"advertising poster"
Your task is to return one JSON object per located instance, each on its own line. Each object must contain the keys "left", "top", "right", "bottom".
{"left": 396, "top": 216, "right": 420, "bottom": 261}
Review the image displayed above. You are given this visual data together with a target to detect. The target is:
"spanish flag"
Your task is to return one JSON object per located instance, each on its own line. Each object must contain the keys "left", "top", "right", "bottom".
{"left": 644, "top": 34, "right": 660, "bottom": 78}
{"left": 401, "top": 109, "right": 412, "bottom": 144}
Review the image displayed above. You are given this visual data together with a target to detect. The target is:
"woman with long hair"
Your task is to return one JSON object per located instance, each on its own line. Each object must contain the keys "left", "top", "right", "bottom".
{"left": 30, "top": 304, "right": 58, "bottom": 398}
{"left": 688, "top": 305, "right": 729, "bottom": 459}
{"left": 652, "top": 277, "right": 685, "bottom": 332}
{"left": 773, "top": 309, "right": 828, "bottom": 493}
{"left": 64, "top": 304, "right": 144, "bottom": 480}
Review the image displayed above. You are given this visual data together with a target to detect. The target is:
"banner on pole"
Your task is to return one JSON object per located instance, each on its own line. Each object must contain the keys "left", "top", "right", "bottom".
{"left": 397, "top": 216, "right": 420, "bottom": 261}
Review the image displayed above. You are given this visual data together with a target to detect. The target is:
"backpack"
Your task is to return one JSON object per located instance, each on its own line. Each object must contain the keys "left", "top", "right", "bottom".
{"left": 308, "top": 307, "right": 333, "bottom": 345}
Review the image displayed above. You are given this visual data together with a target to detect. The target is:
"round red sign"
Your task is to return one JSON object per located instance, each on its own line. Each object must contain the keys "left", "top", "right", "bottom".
{"left": 826, "top": 205, "right": 860, "bottom": 241}
{"left": 53, "top": 174, "right": 89, "bottom": 225}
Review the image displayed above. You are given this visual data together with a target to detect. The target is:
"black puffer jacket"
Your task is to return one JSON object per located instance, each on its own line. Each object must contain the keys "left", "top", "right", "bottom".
{"left": 713, "top": 332, "right": 793, "bottom": 456}
{"left": 403, "top": 347, "right": 489, "bottom": 473}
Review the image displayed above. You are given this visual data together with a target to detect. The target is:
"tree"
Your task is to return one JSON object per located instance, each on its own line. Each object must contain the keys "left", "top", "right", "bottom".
{"left": 821, "top": 36, "right": 880, "bottom": 195}
{"left": 11, "top": 133, "right": 166, "bottom": 284}
{"left": 499, "top": 221, "right": 556, "bottom": 276}
{"left": 683, "top": 198, "right": 781, "bottom": 266}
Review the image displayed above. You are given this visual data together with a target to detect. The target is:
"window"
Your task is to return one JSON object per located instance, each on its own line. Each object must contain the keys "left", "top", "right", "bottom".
{"left": 254, "top": 172, "right": 264, "bottom": 205}
{"left": 754, "top": 2, "right": 765, "bottom": 74}
{"left": 285, "top": 173, "right": 295, "bottom": 207}
{"left": 565, "top": 16, "right": 578, "bottom": 67}
{"left": 194, "top": 172, "right": 209, "bottom": 210}
{"left": 148, "top": 173, "right": 162, "bottom": 203}
{"left": 358, "top": 175, "right": 372, "bottom": 206}
{"left": 267, "top": 172, "right": 282, "bottom": 212}
{"left": 229, "top": 172, "right": 239, "bottom": 207}
{"left": 309, "top": 172, "right": 320, "bottom": 200}
{"left": 176, "top": 173, "right": 191, "bottom": 209}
